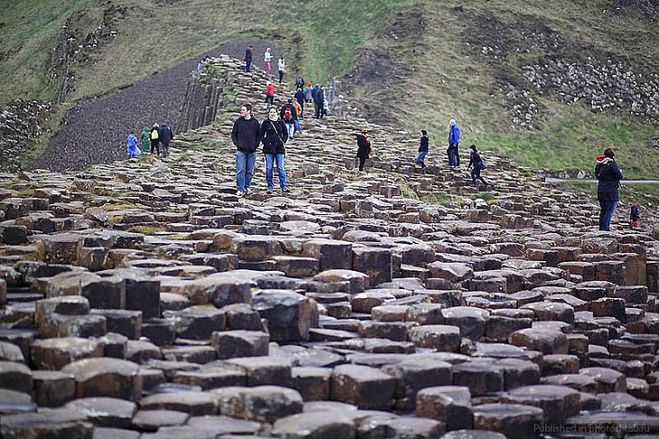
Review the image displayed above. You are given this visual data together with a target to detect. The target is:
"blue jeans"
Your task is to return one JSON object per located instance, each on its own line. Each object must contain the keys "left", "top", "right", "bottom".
{"left": 236, "top": 151, "right": 256, "bottom": 191}
{"left": 285, "top": 122, "right": 295, "bottom": 139}
{"left": 598, "top": 197, "right": 617, "bottom": 231}
{"left": 416, "top": 150, "right": 428, "bottom": 165}
{"left": 294, "top": 119, "right": 302, "bottom": 133}
{"left": 265, "top": 154, "right": 287, "bottom": 190}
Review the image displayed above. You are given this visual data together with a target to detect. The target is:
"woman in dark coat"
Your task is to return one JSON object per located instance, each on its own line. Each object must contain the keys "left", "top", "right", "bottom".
{"left": 260, "top": 107, "right": 289, "bottom": 192}
{"left": 467, "top": 144, "right": 488, "bottom": 188}
{"left": 595, "top": 148, "right": 623, "bottom": 231}
{"left": 355, "top": 132, "right": 371, "bottom": 172}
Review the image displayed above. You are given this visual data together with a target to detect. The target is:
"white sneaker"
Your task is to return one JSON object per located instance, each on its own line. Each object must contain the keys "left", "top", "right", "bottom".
{"left": 236, "top": 190, "right": 245, "bottom": 197}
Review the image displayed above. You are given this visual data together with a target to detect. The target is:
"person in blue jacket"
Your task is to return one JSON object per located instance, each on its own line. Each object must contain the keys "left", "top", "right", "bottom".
{"left": 595, "top": 148, "right": 623, "bottom": 231}
{"left": 127, "top": 131, "right": 141, "bottom": 158}
{"left": 448, "top": 119, "right": 461, "bottom": 167}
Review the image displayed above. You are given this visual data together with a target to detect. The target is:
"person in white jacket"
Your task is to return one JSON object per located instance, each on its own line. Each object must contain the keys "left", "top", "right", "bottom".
{"left": 278, "top": 57, "right": 286, "bottom": 84}
{"left": 264, "top": 48, "right": 272, "bottom": 77}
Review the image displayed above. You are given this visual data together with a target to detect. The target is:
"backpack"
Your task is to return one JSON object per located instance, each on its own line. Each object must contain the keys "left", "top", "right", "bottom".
{"left": 283, "top": 107, "right": 293, "bottom": 121}
{"left": 479, "top": 159, "right": 487, "bottom": 170}
{"left": 151, "top": 129, "right": 159, "bottom": 140}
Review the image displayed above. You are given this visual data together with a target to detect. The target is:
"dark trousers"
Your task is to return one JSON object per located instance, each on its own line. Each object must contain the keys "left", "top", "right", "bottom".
{"left": 265, "top": 95, "right": 274, "bottom": 104}
{"left": 357, "top": 156, "right": 366, "bottom": 171}
{"left": 150, "top": 139, "right": 160, "bottom": 155}
{"left": 471, "top": 167, "right": 487, "bottom": 187}
{"left": 315, "top": 102, "right": 324, "bottom": 118}
{"left": 278, "top": 70, "right": 284, "bottom": 84}
{"left": 161, "top": 141, "right": 170, "bottom": 158}
{"left": 245, "top": 60, "right": 252, "bottom": 72}
{"left": 598, "top": 197, "right": 618, "bottom": 231}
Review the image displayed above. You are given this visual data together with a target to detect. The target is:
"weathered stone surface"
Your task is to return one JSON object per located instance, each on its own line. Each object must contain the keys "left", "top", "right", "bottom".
{"left": 31, "top": 337, "right": 103, "bottom": 370}
{"left": 416, "top": 386, "right": 473, "bottom": 431}
{"left": 472, "top": 403, "right": 543, "bottom": 439}
{"left": 61, "top": 357, "right": 142, "bottom": 400}
{"left": 452, "top": 362, "right": 504, "bottom": 396}
{"left": 331, "top": 364, "right": 396, "bottom": 410}
{"left": 225, "top": 356, "right": 292, "bottom": 386}
{"left": 508, "top": 328, "right": 569, "bottom": 354}
{"left": 252, "top": 290, "right": 318, "bottom": 341}
{"left": 0, "top": 361, "right": 32, "bottom": 393}
{"left": 408, "top": 325, "right": 461, "bottom": 352}
{"left": 382, "top": 357, "right": 453, "bottom": 411}
{"left": 272, "top": 410, "right": 356, "bottom": 438}
{"left": 211, "top": 330, "right": 269, "bottom": 359}
{"left": 212, "top": 385, "right": 303, "bottom": 423}
{"left": 140, "top": 391, "right": 218, "bottom": 415}
{"left": 131, "top": 410, "right": 190, "bottom": 432}
{"left": 32, "top": 370, "right": 76, "bottom": 407}
{"left": 0, "top": 408, "right": 92, "bottom": 439}
{"left": 65, "top": 397, "right": 137, "bottom": 428}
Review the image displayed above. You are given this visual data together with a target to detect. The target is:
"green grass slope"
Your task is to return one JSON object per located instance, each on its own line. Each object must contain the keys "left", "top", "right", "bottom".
{"left": 1, "top": 0, "right": 657, "bottom": 184}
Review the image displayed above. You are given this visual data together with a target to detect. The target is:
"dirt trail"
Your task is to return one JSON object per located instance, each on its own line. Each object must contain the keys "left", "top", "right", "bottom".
{"left": 31, "top": 41, "right": 279, "bottom": 172}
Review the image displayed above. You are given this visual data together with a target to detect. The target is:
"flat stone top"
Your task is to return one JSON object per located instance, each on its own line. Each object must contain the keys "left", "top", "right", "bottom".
{"left": 61, "top": 358, "right": 140, "bottom": 379}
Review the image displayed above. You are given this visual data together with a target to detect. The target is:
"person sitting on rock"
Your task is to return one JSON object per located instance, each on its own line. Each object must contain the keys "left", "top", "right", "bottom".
{"left": 416, "top": 129, "right": 429, "bottom": 168}
{"left": 467, "top": 144, "right": 488, "bottom": 189}
{"left": 260, "top": 106, "right": 289, "bottom": 193}
{"left": 150, "top": 123, "right": 161, "bottom": 156}
{"left": 127, "top": 131, "right": 141, "bottom": 158}
{"left": 355, "top": 131, "right": 371, "bottom": 172}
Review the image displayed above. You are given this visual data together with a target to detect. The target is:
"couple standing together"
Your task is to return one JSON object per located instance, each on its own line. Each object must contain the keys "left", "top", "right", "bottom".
{"left": 231, "top": 104, "right": 289, "bottom": 196}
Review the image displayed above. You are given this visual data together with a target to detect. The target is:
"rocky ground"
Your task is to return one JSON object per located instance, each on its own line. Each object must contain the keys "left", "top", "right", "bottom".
{"left": 1, "top": 57, "right": 659, "bottom": 439}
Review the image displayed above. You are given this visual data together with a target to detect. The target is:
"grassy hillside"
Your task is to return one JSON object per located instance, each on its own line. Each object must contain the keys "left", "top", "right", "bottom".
{"left": 1, "top": 0, "right": 657, "bottom": 183}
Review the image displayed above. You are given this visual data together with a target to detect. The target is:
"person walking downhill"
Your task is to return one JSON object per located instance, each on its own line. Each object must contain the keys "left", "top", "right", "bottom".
{"left": 416, "top": 130, "right": 429, "bottom": 168}
{"left": 264, "top": 82, "right": 275, "bottom": 105}
{"left": 278, "top": 57, "right": 286, "bottom": 84}
{"left": 159, "top": 122, "right": 174, "bottom": 158}
{"left": 231, "top": 104, "right": 261, "bottom": 197}
{"left": 467, "top": 144, "right": 488, "bottom": 189}
{"left": 293, "top": 99, "right": 303, "bottom": 135}
{"left": 260, "top": 107, "right": 289, "bottom": 193}
{"left": 264, "top": 48, "right": 273, "bottom": 78}
{"left": 280, "top": 99, "right": 297, "bottom": 140}
{"left": 127, "top": 131, "right": 141, "bottom": 158}
{"left": 355, "top": 131, "right": 371, "bottom": 172}
{"left": 294, "top": 88, "right": 305, "bottom": 118}
{"left": 595, "top": 148, "right": 623, "bottom": 231}
{"left": 448, "top": 119, "right": 461, "bottom": 167}
{"left": 150, "top": 123, "right": 161, "bottom": 156}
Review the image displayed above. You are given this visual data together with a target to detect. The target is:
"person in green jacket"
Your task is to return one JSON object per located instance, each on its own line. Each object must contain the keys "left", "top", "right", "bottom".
{"left": 140, "top": 127, "right": 151, "bottom": 153}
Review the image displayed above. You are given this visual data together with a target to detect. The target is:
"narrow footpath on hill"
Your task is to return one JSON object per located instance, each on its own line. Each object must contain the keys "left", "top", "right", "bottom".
{"left": 1, "top": 56, "right": 658, "bottom": 438}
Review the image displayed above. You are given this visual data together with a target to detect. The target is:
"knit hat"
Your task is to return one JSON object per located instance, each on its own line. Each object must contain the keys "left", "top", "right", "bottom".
{"left": 449, "top": 119, "right": 456, "bottom": 126}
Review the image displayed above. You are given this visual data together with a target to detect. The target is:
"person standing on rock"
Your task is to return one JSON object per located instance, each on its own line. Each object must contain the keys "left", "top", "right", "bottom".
{"left": 630, "top": 202, "right": 640, "bottom": 229}
{"left": 355, "top": 131, "right": 371, "bottom": 172}
{"left": 159, "top": 123, "right": 174, "bottom": 158}
{"left": 280, "top": 99, "right": 297, "bottom": 140}
{"left": 278, "top": 57, "right": 286, "bottom": 84}
{"left": 260, "top": 106, "right": 289, "bottom": 193}
{"left": 127, "top": 131, "right": 141, "bottom": 158}
{"left": 292, "top": 99, "right": 303, "bottom": 135}
{"left": 448, "top": 119, "right": 461, "bottom": 167}
{"left": 244, "top": 45, "right": 254, "bottom": 73}
{"left": 232, "top": 104, "right": 261, "bottom": 197}
{"left": 295, "top": 74, "right": 305, "bottom": 91}
{"left": 264, "top": 48, "right": 273, "bottom": 77}
{"left": 313, "top": 84, "right": 325, "bottom": 119}
{"left": 295, "top": 88, "right": 305, "bottom": 118}
{"left": 304, "top": 82, "right": 313, "bottom": 103}
{"left": 415, "top": 130, "right": 429, "bottom": 168}
{"left": 265, "top": 82, "right": 275, "bottom": 105}
{"left": 595, "top": 148, "right": 623, "bottom": 231}
{"left": 467, "top": 144, "right": 488, "bottom": 189}
{"left": 150, "top": 123, "right": 161, "bottom": 156}
{"left": 140, "top": 127, "right": 151, "bottom": 154}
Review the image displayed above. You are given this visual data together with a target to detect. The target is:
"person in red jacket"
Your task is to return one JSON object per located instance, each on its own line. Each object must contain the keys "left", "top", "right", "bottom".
{"left": 264, "top": 82, "right": 275, "bottom": 105}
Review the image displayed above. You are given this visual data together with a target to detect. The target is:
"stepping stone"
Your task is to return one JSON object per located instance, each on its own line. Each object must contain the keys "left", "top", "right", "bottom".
{"left": 173, "top": 276, "right": 252, "bottom": 307}
{"left": 61, "top": 357, "right": 142, "bottom": 400}
{"left": 252, "top": 290, "right": 318, "bottom": 341}
{"left": 186, "top": 415, "right": 262, "bottom": 435}
{"left": 32, "top": 370, "right": 76, "bottom": 407}
{"left": 441, "top": 431, "right": 506, "bottom": 439}
{"left": 494, "top": 358, "right": 541, "bottom": 390}
{"left": 416, "top": 385, "right": 473, "bottom": 431}
{"left": 211, "top": 330, "right": 270, "bottom": 359}
{"left": 472, "top": 403, "right": 543, "bottom": 438}
{"left": 292, "top": 367, "right": 331, "bottom": 401}
{"left": 0, "top": 361, "right": 32, "bottom": 393}
{"left": 508, "top": 328, "right": 568, "bottom": 354}
{"left": 93, "top": 427, "right": 140, "bottom": 439}
{"left": 521, "top": 301, "right": 574, "bottom": 323}
{"left": 408, "top": 325, "right": 461, "bottom": 352}
{"left": 382, "top": 357, "right": 453, "bottom": 411}
{"left": 212, "top": 385, "right": 303, "bottom": 423}
{"left": 0, "top": 340, "right": 26, "bottom": 363}
{"left": 0, "top": 408, "right": 92, "bottom": 438}
{"left": 452, "top": 362, "right": 503, "bottom": 396}
{"left": 314, "top": 269, "right": 370, "bottom": 293}
{"left": 164, "top": 305, "right": 226, "bottom": 339}
{"left": 303, "top": 239, "right": 354, "bottom": 271}
{"left": 541, "top": 374, "right": 598, "bottom": 393}
{"left": 65, "top": 397, "right": 137, "bottom": 428}
{"left": 541, "top": 354, "right": 580, "bottom": 376}
{"left": 225, "top": 356, "right": 292, "bottom": 386}
{"left": 31, "top": 337, "right": 103, "bottom": 370}
{"left": 139, "top": 391, "right": 218, "bottom": 416}
{"left": 131, "top": 409, "right": 190, "bottom": 432}
{"left": 502, "top": 384, "right": 580, "bottom": 425}
{"left": 161, "top": 346, "right": 217, "bottom": 364}
{"left": 579, "top": 367, "right": 627, "bottom": 393}
{"left": 427, "top": 262, "right": 474, "bottom": 283}
{"left": 0, "top": 388, "right": 36, "bottom": 415}
{"left": 174, "top": 364, "right": 247, "bottom": 390}
{"left": 91, "top": 309, "right": 142, "bottom": 339}
{"left": 272, "top": 411, "right": 356, "bottom": 437}
{"left": 441, "top": 306, "right": 489, "bottom": 339}
{"left": 220, "top": 303, "right": 266, "bottom": 331}
{"left": 331, "top": 364, "right": 396, "bottom": 410}
{"left": 357, "top": 416, "right": 445, "bottom": 438}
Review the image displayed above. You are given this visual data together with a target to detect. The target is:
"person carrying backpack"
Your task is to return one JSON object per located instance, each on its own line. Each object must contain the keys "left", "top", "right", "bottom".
{"left": 260, "top": 106, "right": 289, "bottom": 193}
{"left": 159, "top": 123, "right": 174, "bottom": 158}
{"left": 127, "top": 131, "right": 141, "bottom": 158}
{"left": 416, "top": 130, "right": 429, "bottom": 168}
{"left": 595, "top": 148, "right": 623, "bottom": 231}
{"left": 280, "top": 100, "right": 297, "bottom": 140}
{"left": 467, "top": 144, "right": 488, "bottom": 189}
{"left": 150, "top": 123, "right": 161, "bottom": 156}
{"left": 355, "top": 131, "right": 371, "bottom": 172}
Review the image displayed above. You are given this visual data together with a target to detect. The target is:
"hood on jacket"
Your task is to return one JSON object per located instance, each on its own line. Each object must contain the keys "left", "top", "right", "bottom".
{"left": 596, "top": 156, "right": 614, "bottom": 165}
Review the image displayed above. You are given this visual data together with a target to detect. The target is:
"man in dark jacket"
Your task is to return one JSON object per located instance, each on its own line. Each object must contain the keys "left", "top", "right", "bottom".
{"left": 244, "top": 45, "right": 253, "bottom": 73}
{"left": 313, "top": 84, "right": 325, "bottom": 119}
{"left": 231, "top": 104, "right": 260, "bottom": 196}
{"left": 355, "top": 132, "right": 371, "bottom": 172}
{"left": 596, "top": 148, "right": 623, "bottom": 231}
{"left": 294, "top": 88, "right": 305, "bottom": 118}
{"left": 159, "top": 123, "right": 174, "bottom": 158}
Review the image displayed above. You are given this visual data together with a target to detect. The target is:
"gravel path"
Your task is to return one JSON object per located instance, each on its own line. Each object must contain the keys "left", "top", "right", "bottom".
{"left": 31, "top": 41, "right": 278, "bottom": 172}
